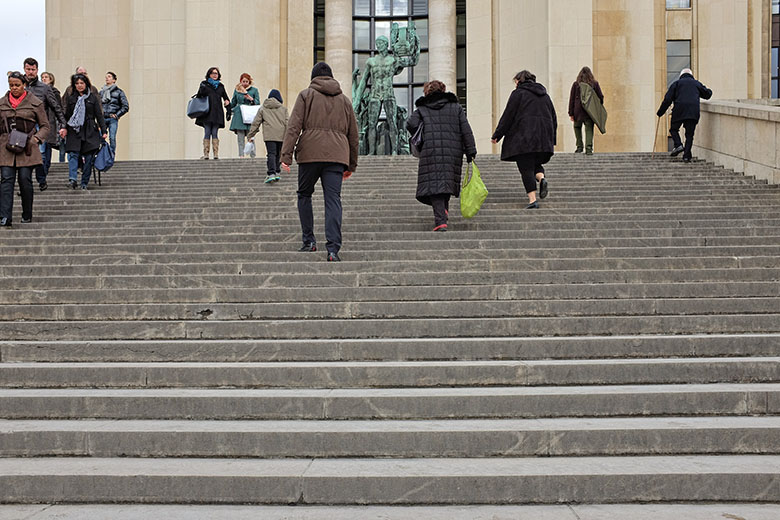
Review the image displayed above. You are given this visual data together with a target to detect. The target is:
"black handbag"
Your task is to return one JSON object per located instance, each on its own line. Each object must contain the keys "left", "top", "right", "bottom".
{"left": 6, "top": 119, "right": 29, "bottom": 154}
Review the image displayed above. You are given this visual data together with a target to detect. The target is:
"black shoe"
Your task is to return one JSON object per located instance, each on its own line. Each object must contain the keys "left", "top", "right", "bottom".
{"left": 682, "top": 157, "right": 692, "bottom": 163}
{"left": 670, "top": 145, "right": 684, "bottom": 157}
{"left": 525, "top": 201, "right": 539, "bottom": 210}
{"left": 0, "top": 217, "right": 11, "bottom": 227}
{"left": 327, "top": 252, "right": 341, "bottom": 262}
{"left": 80, "top": 184, "right": 88, "bottom": 190}
{"left": 68, "top": 180, "right": 77, "bottom": 190}
{"left": 21, "top": 217, "right": 32, "bottom": 224}
{"left": 299, "top": 242, "right": 317, "bottom": 252}
{"left": 574, "top": 148, "right": 583, "bottom": 153}
{"left": 39, "top": 182, "right": 48, "bottom": 192}
{"left": 538, "top": 178, "right": 548, "bottom": 199}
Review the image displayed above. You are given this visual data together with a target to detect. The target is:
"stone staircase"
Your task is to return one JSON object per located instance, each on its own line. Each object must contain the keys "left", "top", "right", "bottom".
{"left": 1, "top": 153, "right": 779, "bottom": 517}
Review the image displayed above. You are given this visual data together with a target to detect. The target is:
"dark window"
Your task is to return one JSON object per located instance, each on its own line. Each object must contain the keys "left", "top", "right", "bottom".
{"left": 666, "top": 0, "right": 691, "bottom": 8}
{"left": 667, "top": 40, "right": 691, "bottom": 87}
{"left": 773, "top": 7, "right": 779, "bottom": 97}
{"left": 314, "top": 0, "right": 325, "bottom": 64}
{"left": 456, "top": 0, "right": 466, "bottom": 109}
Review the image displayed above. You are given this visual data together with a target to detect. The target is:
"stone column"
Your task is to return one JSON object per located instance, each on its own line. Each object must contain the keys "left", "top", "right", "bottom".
{"left": 428, "top": 0, "right": 457, "bottom": 91}
{"left": 325, "top": 0, "right": 353, "bottom": 98}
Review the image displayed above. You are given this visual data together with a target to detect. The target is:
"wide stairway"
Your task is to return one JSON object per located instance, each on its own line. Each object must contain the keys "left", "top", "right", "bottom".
{"left": 1, "top": 154, "right": 779, "bottom": 518}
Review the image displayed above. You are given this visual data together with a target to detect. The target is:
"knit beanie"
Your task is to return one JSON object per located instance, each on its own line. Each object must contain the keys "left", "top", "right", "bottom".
{"left": 311, "top": 62, "right": 333, "bottom": 79}
{"left": 268, "top": 89, "right": 283, "bottom": 104}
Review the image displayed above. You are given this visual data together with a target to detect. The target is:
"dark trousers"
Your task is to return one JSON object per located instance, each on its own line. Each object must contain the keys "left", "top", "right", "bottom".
{"left": 515, "top": 154, "right": 547, "bottom": 194}
{"left": 431, "top": 194, "right": 450, "bottom": 227}
{"left": 669, "top": 119, "right": 697, "bottom": 160}
{"left": 297, "top": 162, "right": 345, "bottom": 254}
{"left": 0, "top": 166, "right": 34, "bottom": 222}
{"left": 265, "top": 141, "right": 282, "bottom": 175}
{"left": 34, "top": 143, "right": 52, "bottom": 185}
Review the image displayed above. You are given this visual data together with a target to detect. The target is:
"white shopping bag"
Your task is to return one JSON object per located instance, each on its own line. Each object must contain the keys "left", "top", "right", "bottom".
{"left": 243, "top": 141, "right": 255, "bottom": 156}
{"left": 240, "top": 104, "right": 261, "bottom": 125}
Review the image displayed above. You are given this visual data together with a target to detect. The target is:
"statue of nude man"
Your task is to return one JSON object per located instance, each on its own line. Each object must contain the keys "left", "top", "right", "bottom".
{"left": 353, "top": 35, "right": 418, "bottom": 155}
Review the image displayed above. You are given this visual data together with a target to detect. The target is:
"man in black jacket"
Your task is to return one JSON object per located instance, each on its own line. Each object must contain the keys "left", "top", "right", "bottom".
{"left": 657, "top": 68, "right": 713, "bottom": 163}
{"left": 23, "top": 57, "right": 66, "bottom": 191}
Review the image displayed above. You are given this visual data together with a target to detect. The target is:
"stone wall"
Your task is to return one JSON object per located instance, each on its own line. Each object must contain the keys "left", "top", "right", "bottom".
{"left": 693, "top": 99, "right": 780, "bottom": 185}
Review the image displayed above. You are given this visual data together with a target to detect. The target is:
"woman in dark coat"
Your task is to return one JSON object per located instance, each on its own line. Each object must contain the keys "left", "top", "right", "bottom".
{"left": 62, "top": 73, "right": 106, "bottom": 190}
{"left": 492, "top": 70, "right": 557, "bottom": 209}
{"left": 195, "top": 67, "right": 230, "bottom": 160}
{"left": 568, "top": 66, "right": 604, "bottom": 155}
{"left": 406, "top": 80, "right": 476, "bottom": 232}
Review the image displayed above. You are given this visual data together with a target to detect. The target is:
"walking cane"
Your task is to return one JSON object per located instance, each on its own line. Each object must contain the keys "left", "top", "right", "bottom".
{"left": 652, "top": 115, "right": 661, "bottom": 158}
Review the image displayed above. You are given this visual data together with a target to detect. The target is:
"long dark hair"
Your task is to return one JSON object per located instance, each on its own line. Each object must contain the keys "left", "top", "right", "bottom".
{"left": 513, "top": 70, "right": 536, "bottom": 83}
{"left": 70, "top": 73, "right": 92, "bottom": 93}
{"left": 576, "top": 66, "right": 596, "bottom": 87}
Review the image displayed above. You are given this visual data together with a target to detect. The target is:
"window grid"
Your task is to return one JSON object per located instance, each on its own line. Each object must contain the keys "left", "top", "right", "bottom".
{"left": 666, "top": 0, "right": 691, "bottom": 9}
{"left": 666, "top": 40, "right": 691, "bottom": 88}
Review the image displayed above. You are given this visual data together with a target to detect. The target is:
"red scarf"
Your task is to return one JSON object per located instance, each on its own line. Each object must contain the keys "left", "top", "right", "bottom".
{"left": 9, "top": 91, "right": 27, "bottom": 109}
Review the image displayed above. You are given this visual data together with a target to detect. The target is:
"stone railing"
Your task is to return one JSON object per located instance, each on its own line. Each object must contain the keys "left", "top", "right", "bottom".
{"left": 692, "top": 99, "right": 780, "bottom": 185}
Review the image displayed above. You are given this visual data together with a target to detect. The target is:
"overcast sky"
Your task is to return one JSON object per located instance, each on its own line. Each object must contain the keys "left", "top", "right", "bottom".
{"left": 0, "top": 1, "right": 46, "bottom": 78}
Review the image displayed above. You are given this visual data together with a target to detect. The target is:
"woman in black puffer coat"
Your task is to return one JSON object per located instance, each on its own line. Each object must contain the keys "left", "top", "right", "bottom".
{"left": 492, "top": 70, "right": 557, "bottom": 209}
{"left": 407, "top": 81, "right": 476, "bottom": 232}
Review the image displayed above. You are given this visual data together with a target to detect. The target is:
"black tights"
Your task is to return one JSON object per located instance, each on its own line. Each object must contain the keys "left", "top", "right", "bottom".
{"left": 431, "top": 194, "right": 450, "bottom": 226}
{"left": 515, "top": 155, "right": 545, "bottom": 194}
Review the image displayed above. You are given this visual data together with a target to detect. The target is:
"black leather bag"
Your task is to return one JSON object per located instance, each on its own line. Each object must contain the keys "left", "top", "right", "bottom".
{"left": 5, "top": 119, "right": 29, "bottom": 154}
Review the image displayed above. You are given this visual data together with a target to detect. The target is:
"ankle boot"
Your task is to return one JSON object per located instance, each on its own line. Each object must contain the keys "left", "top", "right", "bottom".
{"left": 212, "top": 138, "right": 220, "bottom": 160}
{"left": 201, "top": 139, "right": 210, "bottom": 160}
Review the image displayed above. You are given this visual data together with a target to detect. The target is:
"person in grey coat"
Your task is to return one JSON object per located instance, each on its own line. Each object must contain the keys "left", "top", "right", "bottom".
{"left": 23, "top": 57, "right": 66, "bottom": 191}
{"left": 406, "top": 80, "right": 476, "bottom": 232}
{"left": 657, "top": 68, "right": 712, "bottom": 163}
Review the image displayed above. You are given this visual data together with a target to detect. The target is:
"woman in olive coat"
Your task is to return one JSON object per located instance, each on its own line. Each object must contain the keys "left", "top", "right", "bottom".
{"left": 492, "top": 70, "right": 556, "bottom": 209}
{"left": 0, "top": 72, "right": 50, "bottom": 226}
{"left": 195, "top": 67, "right": 230, "bottom": 160}
{"left": 568, "top": 66, "right": 604, "bottom": 155}
{"left": 62, "top": 73, "right": 106, "bottom": 190}
{"left": 406, "top": 80, "right": 476, "bottom": 232}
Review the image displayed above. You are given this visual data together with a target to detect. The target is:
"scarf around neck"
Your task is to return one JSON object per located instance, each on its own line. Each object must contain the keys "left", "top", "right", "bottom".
{"left": 9, "top": 91, "right": 27, "bottom": 109}
{"left": 100, "top": 84, "right": 117, "bottom": 103}
{"left": 68, "top": 91, "right": 90, "bottom": 132}
{"left": 207, "top": 78, "right": 220, "bottom": 89}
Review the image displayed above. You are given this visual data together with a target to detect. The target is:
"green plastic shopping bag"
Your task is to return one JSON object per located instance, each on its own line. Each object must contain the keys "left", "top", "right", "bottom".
{"left": 460, "top": 161, "right": 488, "bottom": 219}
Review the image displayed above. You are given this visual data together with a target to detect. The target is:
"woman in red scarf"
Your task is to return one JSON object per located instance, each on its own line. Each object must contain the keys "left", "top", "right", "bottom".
{"left": 0, "top": 71, "right": 50, "bottom": 227}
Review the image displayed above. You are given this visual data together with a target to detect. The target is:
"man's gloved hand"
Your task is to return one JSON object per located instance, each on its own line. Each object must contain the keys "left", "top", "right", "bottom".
{"left": 466, "top": 153, "right": 476, "bottom": 163}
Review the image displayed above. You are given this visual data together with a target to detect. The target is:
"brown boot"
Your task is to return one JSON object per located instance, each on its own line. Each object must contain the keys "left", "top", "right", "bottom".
{"left": 201, "top": 139, "right": 210, "bottom": 160}
{"left": 212, "top": 138, "right": 220, "bottom": 160}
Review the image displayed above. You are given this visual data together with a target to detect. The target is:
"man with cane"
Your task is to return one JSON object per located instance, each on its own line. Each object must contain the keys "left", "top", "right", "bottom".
{"left": 656, "top": 68, "right": 712, "bottom": 163}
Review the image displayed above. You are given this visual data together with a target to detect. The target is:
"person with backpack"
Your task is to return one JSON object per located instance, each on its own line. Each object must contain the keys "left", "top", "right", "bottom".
{"left": 568, "top": 66, "right": 604, "bottom": 155}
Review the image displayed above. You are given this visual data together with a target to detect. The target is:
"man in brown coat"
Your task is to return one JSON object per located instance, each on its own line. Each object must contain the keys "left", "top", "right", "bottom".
{"left": 281, "top": 62, "right": 359, "bottom": 262}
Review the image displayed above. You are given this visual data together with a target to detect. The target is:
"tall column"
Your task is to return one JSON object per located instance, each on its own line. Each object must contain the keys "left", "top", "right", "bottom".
{"left": 428, "top": 0, "right": 457, "bottom": 91}
{"left": 325, "top": 0, "right": 353, "bottom": 98}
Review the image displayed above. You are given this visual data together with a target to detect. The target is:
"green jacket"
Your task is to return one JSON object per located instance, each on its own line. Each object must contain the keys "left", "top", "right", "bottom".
{"left": 579, "top": 82, "right": 607, "bottom": 134}
{"left": 229, "top": 86, "right": 260, "bottom": 132}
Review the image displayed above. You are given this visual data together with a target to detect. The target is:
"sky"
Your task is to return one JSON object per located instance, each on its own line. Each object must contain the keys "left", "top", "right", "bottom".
{"left": 0, "top": 1, "right": 46, "bottom": 78}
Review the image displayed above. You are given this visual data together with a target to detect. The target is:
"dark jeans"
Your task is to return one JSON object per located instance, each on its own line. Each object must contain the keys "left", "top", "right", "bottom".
{"left": 431, "top": 194, "right": 450, "bottom": 227}
{"left": 34, "top": 142, "right": 52, "bottom": 185}
{"left": 68, "top": 152, "right": 96, "bottom": 186}
{"left": 0, "top": 166, "right": 33, "bottom": 222}
{"left": 297, "top": 162, "right": 345, "bottom": 254}
{"left": 203, "top": 123, "right": 219, "bottom": 139}
{"left": 106, "top": 116, "right": 118, "bottom": 155}
{"left": 515, "top": 154, "right": 547, "bottom": 194}
{"left": 265, "top": 141, "right": 282, "bottom": 175}
{"left": 669, "top": 119, "right": 697, "bottom": 160}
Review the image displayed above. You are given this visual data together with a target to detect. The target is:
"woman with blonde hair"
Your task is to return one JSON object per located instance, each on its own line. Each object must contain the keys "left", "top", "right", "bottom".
{"left": 229, "top": 73, "right": 260, "bottom": 157}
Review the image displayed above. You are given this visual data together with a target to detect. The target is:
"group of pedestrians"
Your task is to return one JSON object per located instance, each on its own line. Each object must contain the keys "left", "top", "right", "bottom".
{"left": 0, "top": 59, "right": 130, "bottom": 226}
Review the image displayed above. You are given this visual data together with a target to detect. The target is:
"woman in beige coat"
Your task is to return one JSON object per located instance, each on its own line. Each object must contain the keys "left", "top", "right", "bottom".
{"left": 0, "top": 72, "right": 50, "bottom": 226}
{"left": 247, "top": 89, "right": 288, "bottom": 183}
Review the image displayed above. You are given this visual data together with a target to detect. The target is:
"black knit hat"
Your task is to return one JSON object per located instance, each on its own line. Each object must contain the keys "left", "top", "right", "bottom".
{"left": 268, "top": 89, "right": 283, "bottom": 103}
{"left": 311, "top": 62, "right": 333, "bottom": 79}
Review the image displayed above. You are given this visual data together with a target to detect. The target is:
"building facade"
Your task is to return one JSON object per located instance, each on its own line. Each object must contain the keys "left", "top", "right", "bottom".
{"left": 46, "top": 0, "right": 774, "bottom": 161}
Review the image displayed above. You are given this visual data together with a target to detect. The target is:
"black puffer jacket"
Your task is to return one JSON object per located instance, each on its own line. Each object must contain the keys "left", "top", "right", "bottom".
{"left": 657, "top": 73, "right": 712, "bottom": 122}
{"left": 406, "top": 91, "right": 476, "bottom": 205}
{"left": 492, "top": 80, "right": 557, "bottom": 162}
{"left": 101, "top": 85, "right": 130, "bottom": 119}
{"left": 194, "top": 81, "right": 230, "bottom": 129}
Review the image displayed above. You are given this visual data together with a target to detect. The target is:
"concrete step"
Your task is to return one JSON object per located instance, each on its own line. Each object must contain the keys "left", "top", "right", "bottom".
{"left": 2, "top": 315, "right": 780, "bottom": 341}
{"left": 2, "top": 417, "right": 779, "bottom": 458}
{"left": 3, "top": 358, "right": 778, "bottom": 388}
{"left": 2, "top": 297, "right": 779, "bottom": 321}
{"left": 1, "top": 384, "right": 777, "bottom": 420}
{"left": 3, "top": 504, "right": 780, "bottom": 520}
{"left": 1, "top": 456, "right": 779, "bottom": 504}
{"left": 4, "top": 334, "right": 778, "bottom": 362}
